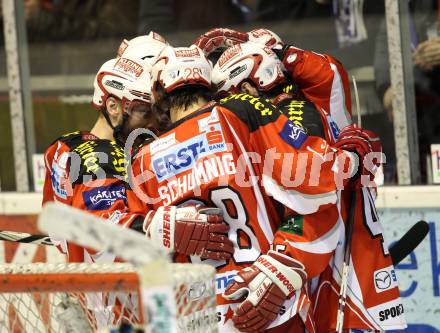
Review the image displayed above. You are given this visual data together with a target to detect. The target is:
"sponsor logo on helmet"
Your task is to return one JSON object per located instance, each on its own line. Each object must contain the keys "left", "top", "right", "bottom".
{"left": 174, "top": 48, "right": 200, "bottom": 58}
{"left": 151, "top": 31, "right": 166, "bottom": 43}
{"left": 105, "top": 79, "right": 124, "bottom": 90}
{"left": 114, "top": 58, "right": 144, "bottom": 77}
{"left": 117, "top": 40, "right": 129, "bottom": 57}
{"left": 250, "top": 28, "right": 271, "bottom": 38}
{"left": 229, "top": 64, "right": 247, "bottom": 80}
{"left": 215, "top": 79, "right": 226, "bottom": 90}
{"left": 218, "top": 45, "right": 242, "bottom": 68}
{"left": 130, "top": 89, "right": 150, "bottom": 101}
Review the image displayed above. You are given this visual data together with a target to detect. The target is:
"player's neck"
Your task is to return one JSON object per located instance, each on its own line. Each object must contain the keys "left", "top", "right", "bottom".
{"left": 170, "top": 97, "right": 209, "bottom": 123}
{"left": 90, "top": 116, "right": 114, "bottom": 140}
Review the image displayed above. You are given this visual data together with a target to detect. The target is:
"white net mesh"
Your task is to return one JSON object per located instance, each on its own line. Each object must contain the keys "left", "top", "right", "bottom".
{"left": 0, "top": 262, "right": 217, "bottom": 333}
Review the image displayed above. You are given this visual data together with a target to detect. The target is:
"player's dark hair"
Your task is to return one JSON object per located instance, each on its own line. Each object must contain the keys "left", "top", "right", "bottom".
{"left": 159, "top": 86, "right": 213, "bottom": 111}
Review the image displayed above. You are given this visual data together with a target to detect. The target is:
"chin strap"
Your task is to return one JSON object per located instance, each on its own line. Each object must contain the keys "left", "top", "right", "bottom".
{"left": 100, "top": 108, "right": 129, "bottom": 146}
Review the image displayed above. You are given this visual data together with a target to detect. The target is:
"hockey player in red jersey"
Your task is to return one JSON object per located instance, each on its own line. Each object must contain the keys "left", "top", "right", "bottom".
{"left": 194, "top": 27, "right": 352, "bottom": 145}
{"left": 42, "top": 54, "right": 159, "bottom": 262}
{"left": 126, "top": 43, "right": 382, "bottom": 332}
{"left": 43, "top": 31, "right": 233, "bottom": 266}
{"left": 209, "top": 40, "right": 406, "bottom": 331}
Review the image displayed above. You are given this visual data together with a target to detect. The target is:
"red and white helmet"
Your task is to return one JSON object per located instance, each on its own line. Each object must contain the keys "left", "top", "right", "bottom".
{"left": 212, "top": 42, "right": 285, "bottom": 95}
{"left": 117, "top": 31, "right": 169, "bottom": 67}
{"left": 247, "top": 28, "right": 284, "bottom": 49}
{"left": 151, "top": 45, "right": 212, "bottom": 102}
{"left": 92, "top": 56, "right": 151, "bottom": 114}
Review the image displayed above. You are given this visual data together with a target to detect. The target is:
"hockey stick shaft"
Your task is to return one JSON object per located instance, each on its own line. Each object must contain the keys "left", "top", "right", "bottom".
{"left": 336, "top": 75, "right": 362, "bottom": 333}
{"left": 0, "top": 230, "right": 54, "bottom": 246}
{"left": 0, "top": 220, "right": 430, "bottom": 262}
{"left": 335, "top": 188, "right": 357, "bottom": 333}
{"left": 38, "top": 202, "right": 167, "bottom": 266}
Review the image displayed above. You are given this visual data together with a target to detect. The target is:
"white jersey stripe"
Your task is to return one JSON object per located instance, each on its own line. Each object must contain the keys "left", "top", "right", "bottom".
{"left": 329, "top": 63, "right": 352, "bottom": 130}
{"left": 224, "top": 116, "right": 274, "bottom": 243}
{"left": 262, "top": 174, "right": 337, "bottom": 215}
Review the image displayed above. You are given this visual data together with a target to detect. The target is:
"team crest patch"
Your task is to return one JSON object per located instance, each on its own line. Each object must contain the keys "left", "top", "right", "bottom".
{"left": 279, "top": 121, "right": 307, "bottom": 149}
{"left": 279, "top": 215, "right": 304, "bottom": 236}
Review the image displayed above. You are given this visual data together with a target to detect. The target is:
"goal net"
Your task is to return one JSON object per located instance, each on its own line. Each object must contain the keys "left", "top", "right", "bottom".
{"left": 0, "top": 262, "right": 217, "bottom": 333}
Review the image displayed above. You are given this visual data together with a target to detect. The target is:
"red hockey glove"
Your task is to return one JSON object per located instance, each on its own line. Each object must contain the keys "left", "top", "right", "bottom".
{"left": 194, "top": 28, "right": 284, "bottom": 56}
{"left": 144, "top": 205, "right": 234, "bottom": 260}
{"left": 223, "top": 250, "right": 307, "bottom": 332}
{"left": 193, "top": 28, "right": 248, "bottom": 56}
{"left": 333, "top": 124, "right": 383, "bottom": 184}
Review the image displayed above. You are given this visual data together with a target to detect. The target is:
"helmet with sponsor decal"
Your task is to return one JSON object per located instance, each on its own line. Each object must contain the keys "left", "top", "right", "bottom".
{"left": 92, "top": 56, "right": 151, "bottom": 114}
{"left": 247, "top": 28, "right": 284, "bottom": 50}
{"left": 92, "top": 56, "right": 167, "bottom": 144}
{"left": 150, "top": 45, "right": 212, "bottom": 103}
{"left": 117, "top": 31, "right": 169, "bottom": 67}
{"left": 212, "top": 42, "right": 285, "bottom": 96}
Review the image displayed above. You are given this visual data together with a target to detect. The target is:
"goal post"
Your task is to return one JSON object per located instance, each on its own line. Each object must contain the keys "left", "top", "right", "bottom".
{"left": 0, "top": 203, "right": 218, "bottom": 332}
{"left": 0, "top": 262, "right": 218, "bottom": 332}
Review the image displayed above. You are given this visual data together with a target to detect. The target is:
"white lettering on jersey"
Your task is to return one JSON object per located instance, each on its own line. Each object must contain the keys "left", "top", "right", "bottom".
{"left": 158, "top": 153, "right": 236, "bottom": 205}
{"left": 151, "top": 122, "right": 227, "bottom": 181}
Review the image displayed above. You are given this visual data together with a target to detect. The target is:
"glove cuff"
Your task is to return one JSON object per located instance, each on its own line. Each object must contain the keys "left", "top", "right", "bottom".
{"left": 253, "top": 250, "right": 306, "bottom": 297}
{"left": 146, "top": 206, "right": 177, "bottom": 253}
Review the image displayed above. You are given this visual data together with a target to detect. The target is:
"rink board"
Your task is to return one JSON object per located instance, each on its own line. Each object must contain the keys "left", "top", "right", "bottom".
{"left": 0, "top": 187, "right": 439, "bottom": 332}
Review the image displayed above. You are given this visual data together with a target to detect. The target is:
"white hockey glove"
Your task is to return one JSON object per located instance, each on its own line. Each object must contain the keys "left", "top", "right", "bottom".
{"left": 143, "top": 205, "right": 234, "bottom": 260}
{"left": 223, "top": 250, "right": 306, "bottom": 332}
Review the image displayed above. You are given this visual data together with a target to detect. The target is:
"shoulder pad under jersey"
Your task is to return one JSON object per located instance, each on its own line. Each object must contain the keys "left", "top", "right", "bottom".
{"left": 50, "top": 131, "right": 86, "bottom": 149}
{"left": 217, "top": 93, "right": 282, "bottom": 132}
{"left": 277, "top": 98, "right": 325, "bottom": 138}
{"left": 71, "top": 139, "right": 127, "bottom": 184}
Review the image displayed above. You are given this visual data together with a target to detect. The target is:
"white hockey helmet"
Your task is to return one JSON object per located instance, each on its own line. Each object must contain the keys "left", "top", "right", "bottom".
{"left": 247, "top": 28, "right": 284, "bottom": 49}
{"left": 117, "top": 31, "right": 169, "bottom": 68}
{"left": 151, "top": 45, "right": 212, "bottom": 102}
{"left": 92, "top": 56, "right": 151, "bottom": 114}
{"left": 212, "top": 42, "right": 286, "bottom": 95}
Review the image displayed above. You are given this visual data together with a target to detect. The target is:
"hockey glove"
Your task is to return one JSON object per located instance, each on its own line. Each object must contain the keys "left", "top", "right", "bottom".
{"left": 333, "top": 124, "right": 383, "bottom": 183}
{"left": 223, "top": 250, "right": 307, "bottom": 332}
{"left": 193, "top": 28, "right": 283, "bottom": 56}
{"left": 143, "top": 205, "right": 234, "bottom": 260}
{"left": 193, "top": 28, "right": 248, "bottom": 56}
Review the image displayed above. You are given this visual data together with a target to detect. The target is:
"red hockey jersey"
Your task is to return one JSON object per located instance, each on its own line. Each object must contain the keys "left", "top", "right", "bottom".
{"left": 127, "top": 94, "right": 355, "bottom": 331}
{"left": 282, "top": 47, "right": 353, "bottom": 145}
{"left": 42, "top": 131, "right": 141, "bottom": 263}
